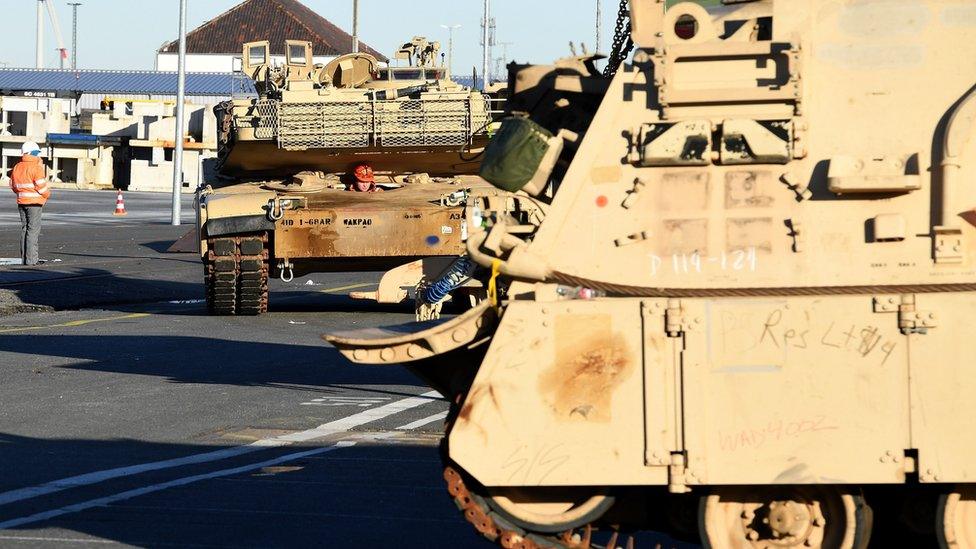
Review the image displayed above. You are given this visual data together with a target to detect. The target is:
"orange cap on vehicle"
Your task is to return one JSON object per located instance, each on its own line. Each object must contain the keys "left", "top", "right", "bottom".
{"left": 354, "top": 164, "right": 375, "bottom": 183}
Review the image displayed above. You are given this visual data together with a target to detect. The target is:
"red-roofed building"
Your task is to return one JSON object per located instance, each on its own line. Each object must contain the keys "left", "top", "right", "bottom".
{"left": 155, "top": 0, "right": 386, "bottom": 73}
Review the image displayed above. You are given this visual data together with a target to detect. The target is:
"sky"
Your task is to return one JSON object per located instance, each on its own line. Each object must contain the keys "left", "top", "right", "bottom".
{"left": 0, "top": 0, "right": 624, "bottom": 76}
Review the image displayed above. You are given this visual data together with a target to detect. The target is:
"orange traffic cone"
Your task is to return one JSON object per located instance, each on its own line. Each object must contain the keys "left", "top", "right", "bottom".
{"left": 113, "top": 190, "right": 128, "bottom": 216}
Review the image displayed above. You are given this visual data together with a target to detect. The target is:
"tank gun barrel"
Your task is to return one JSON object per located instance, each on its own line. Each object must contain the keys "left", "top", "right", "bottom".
{"left": 370, "top": 84, "right": 430, "bottom": 101}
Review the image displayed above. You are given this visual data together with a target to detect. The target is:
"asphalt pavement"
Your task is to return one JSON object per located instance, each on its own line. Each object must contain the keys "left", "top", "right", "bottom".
{"left": 0, "top": 190, "right": 476, "bottom": 548}
{"left": 0, "top": 190, "right": 698, "bottom": 548}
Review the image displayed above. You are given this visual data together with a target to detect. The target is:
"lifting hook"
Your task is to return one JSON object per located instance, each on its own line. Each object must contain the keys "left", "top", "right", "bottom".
{"left": 279, "top": 260, "right": 294, "bottom": 283}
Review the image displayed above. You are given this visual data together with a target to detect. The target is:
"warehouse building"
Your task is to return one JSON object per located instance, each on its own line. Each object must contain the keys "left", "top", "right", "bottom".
{"left": 0, "top": 69, "right": 254, "bottom": 113}
{"left": 0, "top": 70, "right": 254, "bottom": 192}
{"left": 155, "top": 0, "right": 386, "bottom": 72}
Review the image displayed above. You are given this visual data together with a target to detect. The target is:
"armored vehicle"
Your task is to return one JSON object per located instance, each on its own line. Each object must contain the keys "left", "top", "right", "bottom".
{"left": 216, "top": 36, "right": 492, "bottom": 177}
{"left": 199, "top": 37, "right": 495, "bottom": 315}
{"left": 329, "top": 1, "right": 976, "bottom": 547}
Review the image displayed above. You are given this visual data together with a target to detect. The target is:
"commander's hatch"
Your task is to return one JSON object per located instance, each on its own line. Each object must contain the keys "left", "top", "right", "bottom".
{"left": 319, "top": 53, "right": 378, "bottom": 89}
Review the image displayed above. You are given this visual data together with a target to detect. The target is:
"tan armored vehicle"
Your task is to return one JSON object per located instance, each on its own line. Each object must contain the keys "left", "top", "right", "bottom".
{"left": 198, "top": 38, "right": 495, "bottom": 315}
{"left": 329, "top": 0, "right": 976, "bottom": 547}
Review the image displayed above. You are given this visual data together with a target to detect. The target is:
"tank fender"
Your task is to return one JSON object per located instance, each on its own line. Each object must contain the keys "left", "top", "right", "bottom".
{"left": 325, "top": 300, "right": 497, "bottom": 364}
{"left": 205, "top": 215, "right": 275, "bottom": 237}
{"left": 202, "top": 190, "right": 277, "bottom": 237}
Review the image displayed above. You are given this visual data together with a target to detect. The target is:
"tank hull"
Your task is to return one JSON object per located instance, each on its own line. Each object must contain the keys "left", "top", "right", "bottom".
{"left": 199, "top": 177, "right": 495, "bottom": 314}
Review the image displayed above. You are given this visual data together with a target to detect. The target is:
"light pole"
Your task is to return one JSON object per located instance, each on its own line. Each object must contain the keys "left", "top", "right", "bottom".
{"left": 440, "top": 24, "right": 460, "bottom": 76}
{"left": 36, "top": 1, "right": 44, "bottom": 69}
{"left": 596, "top": 0, "right": 602, "bottom": 53}
{"left": 68, "top": 2, "right": 81, "bottom": 69}
{"left": 481, "top": 0, "right": 490, "bottom": 89}
{"left": 352, "top": 0, "right": 359, "bottom": 53}
{"left": 172, "top": 0, "right": 188, "bottom": 226}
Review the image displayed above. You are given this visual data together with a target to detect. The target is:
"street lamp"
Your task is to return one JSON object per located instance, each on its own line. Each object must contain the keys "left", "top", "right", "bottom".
{"left": 440, "top": 24, "right": 460, "bottom": 77}
{"left": 172, "top": 0, "right": 188, "bottom": 226}
{"left": 596, "top": 0, "right": 602, "bottom": 53}
{"left": 352, "top": 0, "right": 359, "bottom": 53}
{"left": 68, "top": 3, "right": 81, "bottom": 69}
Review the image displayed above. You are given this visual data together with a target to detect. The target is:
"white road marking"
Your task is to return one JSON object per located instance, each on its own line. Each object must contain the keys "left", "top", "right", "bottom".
{"left": 0, "top": 391, "right": 440, "bottom": 508}
{"left": 396, "top": 410, "right": 449, "bottom": 431}
{"left": 0, "top": 536, "right": 115, "bottom": 545}
{"left": 270, "top": 392, "right": 440, "bottom": 443}
{"left": 300, "top": 396, "right": 391, "bottom": 407}
{"left": 0, "top": 442, "right": 356, "bottom": 530}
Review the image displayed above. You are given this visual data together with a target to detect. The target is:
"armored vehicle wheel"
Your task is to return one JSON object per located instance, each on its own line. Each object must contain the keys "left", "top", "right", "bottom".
{"left": 700, "top": 486, "right": 872, "bottom": 549}
{"left": 444, "top": 466, "right": 616, "bottom": 549}
{"left": 486, "top": 488, "right": 615, "bottom": 534}
{"left": 937, "top": 486, "right": 976, "bottom": 548}
{"left": 204, "top": 233, "right": 270, "bottom": 316}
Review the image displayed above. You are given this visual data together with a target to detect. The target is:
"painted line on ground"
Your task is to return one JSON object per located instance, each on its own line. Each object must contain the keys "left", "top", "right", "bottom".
{"left": 0, "top": 391, "right": 440, "bottom": 508}
{"left": 396, "top": 410, "right": 449, "bottom": 431}
{"left": 0, "top": 313, "right": 150, "bottom": 334}
{"left": 0, "top": 442, "right": 356, "bottom": 530}
{"left": 273, "top": 282, "right": 378, "bottom": 302}
{"left": 319, "top": 282, "right": 377, "bottom": 294}
{"left": 0, "top": 535, "right": 115, "bottom": 545}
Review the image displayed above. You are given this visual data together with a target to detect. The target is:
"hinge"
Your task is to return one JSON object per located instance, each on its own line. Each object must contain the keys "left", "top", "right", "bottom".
{"left": 786, "top": 218, "right": 805, "bottom": 252}
{"left": 873, "top": 294, "right": 937, "bottom": 334}
{"left": 933, "top": 226, "right": 965, "bottom": 264}
{"left": 668, "top": 452, "right": 692, "bottom": 494}
{"left": 665, "top": 298, "right": 685, "bottom": 337}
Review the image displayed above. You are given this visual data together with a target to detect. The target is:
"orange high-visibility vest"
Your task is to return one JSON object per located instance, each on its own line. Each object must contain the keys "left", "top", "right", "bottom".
{"left": 10, "top": 155, "right": 50, "bottom": 206}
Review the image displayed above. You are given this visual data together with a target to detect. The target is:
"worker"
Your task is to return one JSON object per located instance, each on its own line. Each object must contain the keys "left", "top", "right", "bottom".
{"left": 348, "top": 163, "right": 382, "bottom": 192}
{"left": 10, "top": 141, "right": 51, "bottom": 266}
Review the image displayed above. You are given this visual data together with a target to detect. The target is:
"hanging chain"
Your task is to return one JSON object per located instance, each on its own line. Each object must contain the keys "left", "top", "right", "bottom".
{"left": 603, "top": 0, "right": 634, "bottom": 78}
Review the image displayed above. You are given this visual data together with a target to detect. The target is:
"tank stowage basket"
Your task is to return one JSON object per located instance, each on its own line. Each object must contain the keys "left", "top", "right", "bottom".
{"left": 479, "top": 117, "right": 553, "bottom": 192}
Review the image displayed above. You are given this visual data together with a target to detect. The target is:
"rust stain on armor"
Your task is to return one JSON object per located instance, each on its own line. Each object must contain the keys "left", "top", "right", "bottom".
{"left": 539, "top": 315, "right": 633, "bottom": 422}
{"left": 455, "top": 384, "right": 494, "bottom": 442}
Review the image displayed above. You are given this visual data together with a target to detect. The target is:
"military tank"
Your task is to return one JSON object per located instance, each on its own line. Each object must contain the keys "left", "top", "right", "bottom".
{"left": 328, "top": 0, "right": 976, "bottom": 547}
{"left": 198, "top": 37, "right": 497, "bottom": 315}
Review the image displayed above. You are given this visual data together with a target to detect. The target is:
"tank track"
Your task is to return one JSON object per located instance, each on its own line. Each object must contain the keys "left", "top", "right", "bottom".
{"left": 443, "top": 466, "right": 632, "bottom": 549}
{"left": 204, "top": 233, "right": 270, "bottom": 316}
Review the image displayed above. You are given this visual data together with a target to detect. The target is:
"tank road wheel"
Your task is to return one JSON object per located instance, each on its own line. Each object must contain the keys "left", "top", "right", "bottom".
{"left": 486, "top": 488, "right": 615, "bottom": 535}
{"left": 204, "top": 233, "right": 269, "bottom": 316}
{"left": 700, "top": 486, "right": 872, "bottom": 549}
{"left": 937, "top": 486, "right": 976, "bottom": 548}
{"left": 444, "top": 466, "right": 616, "bottom": 549}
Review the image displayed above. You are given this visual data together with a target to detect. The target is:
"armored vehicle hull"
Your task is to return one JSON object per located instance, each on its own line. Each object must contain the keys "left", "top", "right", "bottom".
{"left": 329, "top": 1, "right": 976, "bottom": 547}
{"left": 199, "top": 176, "right": 494, "bottom": 315}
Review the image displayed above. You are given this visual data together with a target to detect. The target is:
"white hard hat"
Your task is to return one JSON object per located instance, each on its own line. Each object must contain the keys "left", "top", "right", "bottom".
{"left": 21, "top": 141, "right": 41, "bottom": 155}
